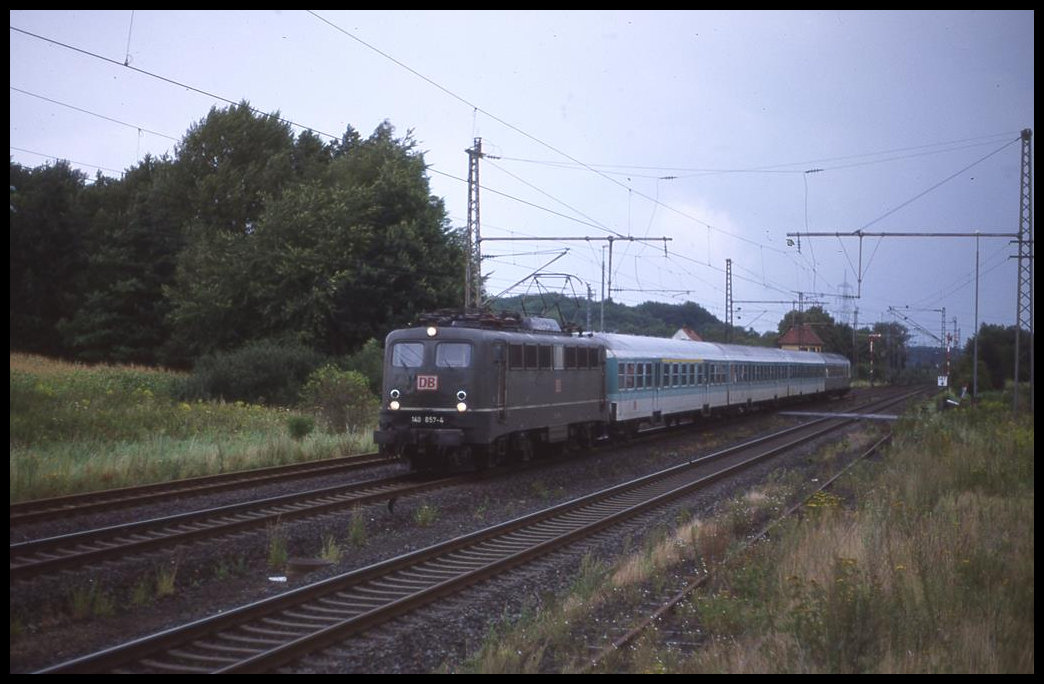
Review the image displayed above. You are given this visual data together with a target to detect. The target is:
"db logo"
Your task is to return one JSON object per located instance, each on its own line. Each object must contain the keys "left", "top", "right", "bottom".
{"left": 417, "top": 375, "right": 439, "bottom": 391}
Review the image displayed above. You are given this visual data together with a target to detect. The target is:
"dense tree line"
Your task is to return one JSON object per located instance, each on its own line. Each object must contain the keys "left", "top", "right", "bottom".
{"left": 951, "top": 323, "right": 1033, "bottom": 392}
{"left": 10, "top": 102, "right": 467, "bottom": 369}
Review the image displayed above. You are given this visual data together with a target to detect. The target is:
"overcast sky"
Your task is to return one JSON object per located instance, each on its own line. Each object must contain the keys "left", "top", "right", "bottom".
{"left": 9, "top": 10, "right": 1035, "bottom": 342}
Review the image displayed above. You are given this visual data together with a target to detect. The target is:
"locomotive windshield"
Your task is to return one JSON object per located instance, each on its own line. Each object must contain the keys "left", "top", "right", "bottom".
{"left": 435, "top": 342, "right": 472, "bottom": 368}
{"left": 390, "top": 341, "right": 472, "bottom": 369}
{"left": 391, "top": 342, "right": 424, "bottom": 368}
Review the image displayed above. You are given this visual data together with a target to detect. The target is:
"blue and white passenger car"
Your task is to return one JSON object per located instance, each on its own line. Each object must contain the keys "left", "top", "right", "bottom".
{"left": 596, "top": 333, "right": 850, "bottom": 433}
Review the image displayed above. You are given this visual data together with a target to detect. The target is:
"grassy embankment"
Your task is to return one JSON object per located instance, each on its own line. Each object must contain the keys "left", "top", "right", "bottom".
{"left": 10, "top": 353, "right": 375, "bottom": 503}
{"left": 463, "top": 392, "right": 1034, "bottom": 674}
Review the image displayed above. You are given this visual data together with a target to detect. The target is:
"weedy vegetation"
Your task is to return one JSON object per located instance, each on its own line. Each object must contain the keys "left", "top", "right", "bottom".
{"left": 10, "top": 353, "right": 377, "bottom": 502}
{"left": 462, "top": 393, "right": 1033, "bottom": 674}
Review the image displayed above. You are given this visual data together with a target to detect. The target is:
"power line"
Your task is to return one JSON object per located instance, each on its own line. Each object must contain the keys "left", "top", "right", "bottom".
{"left": 11, "top": 86, "right": 179, "bottom": 143}
{"left": 10, "top": 25, "right": 343, "bottom": 143}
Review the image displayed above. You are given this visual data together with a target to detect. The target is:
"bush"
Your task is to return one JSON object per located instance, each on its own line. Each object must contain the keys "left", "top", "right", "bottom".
{"left": 180, "top": 340, "right": 325, "bottom": 406}
{"left": 300, "top": 365, "right": 378, "bottom": 433}
{"left": 343, "top": 338, "right": 384, "bottom": 396}
{"left": 286, "top": 414, "right": 316, "bottom": 440}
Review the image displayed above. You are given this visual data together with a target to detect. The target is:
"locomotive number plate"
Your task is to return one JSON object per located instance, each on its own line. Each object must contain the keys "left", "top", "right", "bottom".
{"left": 411, "top": 414, "right": 445, "bottom": 425}
{"left": 416, "top": 374, "right": 439, "bottom": 391}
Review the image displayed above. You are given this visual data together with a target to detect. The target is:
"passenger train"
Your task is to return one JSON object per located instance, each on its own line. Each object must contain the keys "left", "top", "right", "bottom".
{"left": 373, "top": 311, "right": 851, "bottom": 472}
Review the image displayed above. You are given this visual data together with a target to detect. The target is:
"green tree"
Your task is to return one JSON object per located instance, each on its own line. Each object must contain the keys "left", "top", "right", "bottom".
{"left": 165, "top": 110, "right": 465, "bottom": 360}
{"left": 952, "top": 323, "right": 1031, "bottom": 391}
{"left": 9, "top": 160, "right": 90, "bottom": 357}
{"left": 268, "top": 122, "right": 466, "bottom": 355}
{"left": 57, "top": 155, "right": 186, "bottom": 364}
{"left": 163, "top": 102, "right": 301, "bottom": 358}
{"left": 866, "top": 320, "right": 909, "bottom": 383}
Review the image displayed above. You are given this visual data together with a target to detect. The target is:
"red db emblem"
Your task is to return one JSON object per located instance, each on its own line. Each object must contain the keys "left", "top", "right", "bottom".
{"left": 417, "top": 375, "right": 439, "bottom": 391}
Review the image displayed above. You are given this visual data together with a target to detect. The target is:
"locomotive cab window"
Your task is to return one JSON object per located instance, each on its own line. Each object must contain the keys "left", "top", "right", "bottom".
{"left": 435, "top": 342, "right": 472, "bottom": 368}
{"left": 392, "top": 342, "right": 424, "bottom": 368}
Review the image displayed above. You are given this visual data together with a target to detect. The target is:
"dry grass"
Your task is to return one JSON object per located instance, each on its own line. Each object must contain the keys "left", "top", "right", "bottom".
{"left": 462, "top": 396, "right": 1033, "bottom": 674}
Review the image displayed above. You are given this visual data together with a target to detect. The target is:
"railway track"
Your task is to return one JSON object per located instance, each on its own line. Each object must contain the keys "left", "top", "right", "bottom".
{"left": 10, "top": 452, "right": 396, "bottom": 527}
{"left": 34, "top": 387, "right": 924, "bottom": 673}
{"left": 10, "top": 472, "right": 466, "bottom": 583}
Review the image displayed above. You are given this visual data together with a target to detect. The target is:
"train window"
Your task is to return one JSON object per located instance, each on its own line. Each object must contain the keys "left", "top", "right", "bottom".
{"left": 435, "top": 342, "right": 471, "bottom": 368}
{"left": 391, "top": 342, "right": 424, "bottom": 368}
{"left": 538, "top": 345, "right": 552, "bottom": 370}
{"left": 509, "top": 344, "right": 524, "bottom": 369}
{"left": 625, "top": 363, "right": 635, "bottom": 389}
{"left": 564, "top": 346, "right": 577, "bottom": 369}
{"left": 524, "top": 345, "right": 538, "bottom": 369}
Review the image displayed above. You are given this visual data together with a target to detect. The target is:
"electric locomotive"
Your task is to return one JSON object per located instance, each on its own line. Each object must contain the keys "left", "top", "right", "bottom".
{"left": 373, "top": 311, "right": 608, "bottom": 471}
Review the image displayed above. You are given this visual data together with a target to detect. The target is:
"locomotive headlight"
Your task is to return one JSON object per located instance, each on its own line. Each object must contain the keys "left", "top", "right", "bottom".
{"left": 389, "top": 400, "right": 401, "bottom": 411}
{"left": 426, "top": 326, "right": 438, "bottom": 337}
{"left": 456, "top": 401, "right": 468, "bottom": 412}
{"left": 456, "top": 390, "right": 467, "bottom": 401}
{"left": 390, "top": 389, "right": 401, "bottom": 399}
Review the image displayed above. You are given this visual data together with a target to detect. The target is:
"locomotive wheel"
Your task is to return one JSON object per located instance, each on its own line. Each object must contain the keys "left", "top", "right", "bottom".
{"left": 477, "top": 446, "right": 500, "bottom": 470}
{"left": 515, "top": 434, "right": 534, "bottom": 463}
{"left": 568, "top": 424, "right": 592, "bottom": 452}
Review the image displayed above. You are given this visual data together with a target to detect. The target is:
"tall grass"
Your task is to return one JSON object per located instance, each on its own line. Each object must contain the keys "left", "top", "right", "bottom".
{"left": 10, "top": 353, "right": 376, "bottom": 502}
{"left": 674, "top": 398, "right": 1034, "bottom": 674}
{"left": 462, "top": 395, "right": 1033, "bottom": 674}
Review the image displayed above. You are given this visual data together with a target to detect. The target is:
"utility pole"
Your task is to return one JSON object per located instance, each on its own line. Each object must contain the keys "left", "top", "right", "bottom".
{"left": 725, "top": 258, "right": 733, "bottom": 342}
{"left": 868, "top": 332, "right": 882, "bottom": 386}
{"left": 852, "top": 307, "right": 859, "bottom": 382}
{"left": 1014, "top": 128, "right": 1034, "bottom": 413}
{"left": 465, "top": 138, "right": 484, "bottom": 309}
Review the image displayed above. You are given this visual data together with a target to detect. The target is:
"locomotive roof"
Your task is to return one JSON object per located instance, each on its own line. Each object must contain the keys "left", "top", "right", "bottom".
{"left": 385, "top": 324, "right": 603, "bottom": 345}
{"left": 593, "top": 332, "right": 835, "bottom": 365}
